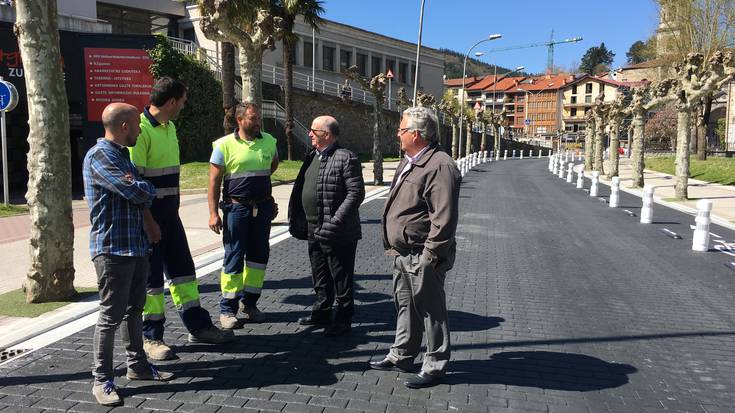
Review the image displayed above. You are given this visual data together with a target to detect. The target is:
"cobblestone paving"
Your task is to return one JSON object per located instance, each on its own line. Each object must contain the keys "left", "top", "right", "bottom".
{"left": 2, "top": 159, "right": 735, "bottom": 412}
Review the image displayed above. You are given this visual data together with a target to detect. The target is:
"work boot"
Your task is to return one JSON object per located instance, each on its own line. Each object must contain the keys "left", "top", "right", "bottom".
{"left": 92, "top": 380, "right": 122, "bottom": 406}
{"left": 237, "top": 304, "right": 266, "bottom": 323}
{"left": 143, "top": 339, "right": 175, "bottom": 361}
{"left": 126, "top": 363, "right": 175, "bottom": 381}
{"left": 188, "top": 325, "right": 234, "bottom": 344}
{"left": 219, "top": 314, "right": 242, "bottom": 329}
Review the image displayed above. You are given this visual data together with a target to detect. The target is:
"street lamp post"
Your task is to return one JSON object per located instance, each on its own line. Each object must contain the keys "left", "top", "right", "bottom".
{"left": 459, "top": 34, "right": 502, "bottom": 157}
{"left": 412, "top": 0, "right": 426, "bottom": 105}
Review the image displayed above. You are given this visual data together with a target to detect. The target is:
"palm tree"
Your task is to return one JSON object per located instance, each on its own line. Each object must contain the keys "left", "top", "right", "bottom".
{"left": 272, "top": 0, "right": 324, "bottom": 160}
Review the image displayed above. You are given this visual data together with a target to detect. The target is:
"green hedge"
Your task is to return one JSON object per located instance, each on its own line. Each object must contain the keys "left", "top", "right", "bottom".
{"left": 148, "top": 35, "right": 223, "bottom": 162}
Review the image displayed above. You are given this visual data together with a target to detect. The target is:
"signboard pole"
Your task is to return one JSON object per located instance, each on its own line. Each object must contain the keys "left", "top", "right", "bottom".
{"left": 0, "top": 76, "right": 8, "bottom": 206}
{"left": 1, "top": 108, "right": 7, "bottom": 206}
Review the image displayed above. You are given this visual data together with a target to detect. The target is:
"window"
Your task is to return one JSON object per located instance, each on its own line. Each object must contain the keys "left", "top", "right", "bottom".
{"left": 584, "top": 95, "right": 592, "bottom": 104}
{"left": 182, "top": 28, "right": 195, "bottom": 42}
{"left": 571, "top": 96, "right": 577, "bottom": 104}
{"left": 572, "top": 85, "right": 577, "bottom": 95}
{"left": 517, "top": 106, "right": 524, "bottom": 113}
{"left": 371, "top": 56, "right": 382, "bottom": 77}
{"left": 288, "top": 42, "right": 297, "bottom": 65}
{"left": 357, "top": 53, "right": 367, "bottom": 77}
{"left": 340, "top": 49, "right": 351, "bottom": 72}
{"left": 585, "top": 83, "right": 593, "bottom": 94}
{"left": 322, "top": 45, "right": 335, "bottom": 71}
{"left": 399, "top": 62, "right": 408, "bottom": 84}
{"left": 303, "top": 41, "right": 313, "bottom": 67}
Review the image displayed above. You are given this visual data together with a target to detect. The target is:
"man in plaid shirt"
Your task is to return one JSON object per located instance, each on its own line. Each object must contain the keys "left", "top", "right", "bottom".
{"left": 83, "top": 102, "right": 174, "bottom": 406}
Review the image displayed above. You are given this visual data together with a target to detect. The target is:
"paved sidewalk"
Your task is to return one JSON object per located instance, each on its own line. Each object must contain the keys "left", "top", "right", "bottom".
{"left": 2, "top": 158, "right": 735, "bottom": 412}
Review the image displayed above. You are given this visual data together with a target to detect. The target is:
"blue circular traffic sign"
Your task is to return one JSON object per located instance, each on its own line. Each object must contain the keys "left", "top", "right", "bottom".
{"left": 0, "top": 81, "right": 18, "bottom": 112}
{"left": 524, "top": 118, "right": 531, "bottom": 126}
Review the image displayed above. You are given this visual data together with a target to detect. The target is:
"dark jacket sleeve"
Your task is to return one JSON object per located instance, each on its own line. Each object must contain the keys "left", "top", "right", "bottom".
{"left": 422, "top": 159, "right": 461, "bottom": 260}
{"left": 330, "top": 150, "right": 365, "bottom": 225}
{"left": 287, "top": 152, "right": 313, "bottom": 240}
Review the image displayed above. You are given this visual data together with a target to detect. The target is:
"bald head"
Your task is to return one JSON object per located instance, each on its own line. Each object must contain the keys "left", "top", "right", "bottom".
{"left": 309, "top": 115, "right": 339, "bottom": 151}
{"left": 314, "top": 116, "right": 339, "bottom": 138}
{"left": 102, "top": 103, "right": 141, "bottom": 147}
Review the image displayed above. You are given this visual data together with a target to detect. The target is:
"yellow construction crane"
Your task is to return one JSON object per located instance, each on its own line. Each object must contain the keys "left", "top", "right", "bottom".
{"left": 486, "top": 30, "right": 582, "bottom": 72}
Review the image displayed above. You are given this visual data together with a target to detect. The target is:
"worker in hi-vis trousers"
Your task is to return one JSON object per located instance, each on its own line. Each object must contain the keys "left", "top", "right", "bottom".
{"left": 208, "top": 102, "right": 279, "bottom": 330}
{"left": 131, "top": 77, "right": 233, "bottom": 360}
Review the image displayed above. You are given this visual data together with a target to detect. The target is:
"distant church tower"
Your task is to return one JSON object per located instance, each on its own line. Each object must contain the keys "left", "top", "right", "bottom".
{"left": 655, "top": 3, "right": 677, "bottom": 58}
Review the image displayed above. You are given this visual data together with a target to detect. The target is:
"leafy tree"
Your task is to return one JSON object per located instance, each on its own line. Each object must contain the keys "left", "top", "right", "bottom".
{"left": 15, "top": 0, "right": 75, "bottom": 302}
{"left": 626, "top": 39, "right": 656, "bottom": 64}
{"left": 272, "top": 0, "right": 324, "bottom": 161}
{"left": 438, "top": 90, "right": 460, "bottom": 159}
{"left": 198, "top": 0, "right": 283, "bottom": 107}
{"left": 149, "top": 36, "right": 223, "bottom": 161}
{"left": 579, "top": 43, "right": 615, "bottom": 74}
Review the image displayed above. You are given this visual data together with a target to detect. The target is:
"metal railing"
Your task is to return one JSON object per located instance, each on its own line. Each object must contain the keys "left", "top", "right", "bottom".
{"left": 262, "top": 100, "right": 311, "bottom": 148}
{"left": 165, "top": 36, "right": 398, "bottom": 110}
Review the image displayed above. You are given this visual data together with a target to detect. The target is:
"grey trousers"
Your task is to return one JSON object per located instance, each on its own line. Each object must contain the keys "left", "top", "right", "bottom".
{"left": 388, "top": 253, "right": 451, "bottom": 376}
{"left": 92, "top": 254, "right": 149, "bottom": 383}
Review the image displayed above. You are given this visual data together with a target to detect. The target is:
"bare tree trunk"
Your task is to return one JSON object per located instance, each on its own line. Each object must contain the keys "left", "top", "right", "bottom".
{"left": 15, "top": 0, "right": 75, "bottom": 302}
{"left": 674, "top": 108, "right": 691, "bottom": 199}
{"left": 493, "top": 125, "right": 500, "bottom": 154}
{"left": 373, "top": 102, "right": 383, "bottom": 185}
{"left": 283, "top": 39, "right": 295, "bottom": 161}
{"left": 221, "top": 42, "right": 237, "bottom": 133}
{"left": 593, "top": 122, "right": 605, "bottom": 174}
{"left": 238, "top": 42, "right": 263, "bottom": 106}
{"left": 697, "top": 96, "right": 711, "bottom": 160}
{"left": 631, "top": 112, "right": 646, "bottom": 188}
{"left": 608, "top": 122, "right": 620, "bottom": 178}
{"left": 480, "top": 124, "right": 487, "bottom": 152}
{"left": 584, "top": 121, "right": 594, "bottom": 170}
{"left": 451, "top": 122, "right": 458, "bottom": 159}
{"left": 465, "top": 123, "right": 473, "bottom": 156}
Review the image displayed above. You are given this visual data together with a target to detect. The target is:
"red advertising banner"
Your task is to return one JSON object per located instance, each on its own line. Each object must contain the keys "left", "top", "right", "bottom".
{"left": 84, "top": 48, "right": 153, "bottom": 121}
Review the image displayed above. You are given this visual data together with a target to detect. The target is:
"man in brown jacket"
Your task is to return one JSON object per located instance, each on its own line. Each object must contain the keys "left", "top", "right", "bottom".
{"left": 369, "top": 106, "right": 461, "bottom": 388}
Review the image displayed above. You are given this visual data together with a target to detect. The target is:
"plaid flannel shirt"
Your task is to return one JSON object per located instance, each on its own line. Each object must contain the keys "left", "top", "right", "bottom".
{"left": 83, "top": 138, "right": 157, "bottom": 259}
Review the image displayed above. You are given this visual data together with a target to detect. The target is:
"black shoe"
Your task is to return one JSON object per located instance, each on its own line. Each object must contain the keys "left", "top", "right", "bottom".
{"left": 324, "top": 323, "right": 351, "bottom": 337}
{"left": 405, "top": 372, "right": 441, "bottom": 389}
{"left": 369, "top": 358, "right": 412, "bottom": 373}
{"left": 298, "top": 316, "right": 331, "bottom": 326}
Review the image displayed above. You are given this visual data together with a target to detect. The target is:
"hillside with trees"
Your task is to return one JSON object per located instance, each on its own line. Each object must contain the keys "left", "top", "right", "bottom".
{"left": 441, "top": 48, "right": 522, "bottom": 78}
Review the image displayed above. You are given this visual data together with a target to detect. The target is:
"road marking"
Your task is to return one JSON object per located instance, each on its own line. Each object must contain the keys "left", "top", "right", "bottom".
{"left": 659, "top": 228, "right": 682, "bottom": 239}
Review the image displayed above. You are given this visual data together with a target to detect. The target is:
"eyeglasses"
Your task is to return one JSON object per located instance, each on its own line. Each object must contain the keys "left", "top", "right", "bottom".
{"left": 397, "top": 127, "right": 414, "bottom": 135}
{"left": 309, "top": 129, "right": 329, "bottom": 134}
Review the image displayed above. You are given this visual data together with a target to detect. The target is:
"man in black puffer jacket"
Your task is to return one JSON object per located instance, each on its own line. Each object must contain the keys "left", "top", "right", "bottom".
{"left": 288, "top": 115, "right": 365, "bottom": 337}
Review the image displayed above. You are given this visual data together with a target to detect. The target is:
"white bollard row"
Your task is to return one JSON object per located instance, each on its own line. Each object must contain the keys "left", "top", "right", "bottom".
{"left": 503, "top": 150, "right": 508, "bottom": 161}
{"left": 512, "top": 149, "right": 516, "bottom": 159}
{"left": 520, "top": 150, "right": 524, "bottom": 160}
{"left": 576, "top": 165, "right": 585, "bottom": 189}
{"left": 590, "top": 171, "right": 600, "bottom": 197}
{"left": 538, "top": 150, "right": 542, "bottom": 159}
{"left": 566, "top": 163, "right": 574, "bottom": 183}
{"left": 495, "top": 150, "right": 500, "bottom": 161}
{"left": 548, "top": 155, "right": 554, "bottom": 172}
{"left": 609, "top": 176, "right": 620, "bottom": 208}
{"left": 640, "top": 186, "right": 654, "bottom": 224}
{"left": 557, "top": 159, "right": 565, "bottom": 178}
{"left": 692, "top": 199, "right": 713, "bottom": 252}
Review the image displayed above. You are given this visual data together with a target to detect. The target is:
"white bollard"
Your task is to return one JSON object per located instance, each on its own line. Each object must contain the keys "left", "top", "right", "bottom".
{"left": 495, "top": 150, "right": 500, "bottom": 161}
{"left": 503, "top": 150, "right": 507, "bottom": 161}
{"left": 487, "top": 150, "right": 492, "bottom": 163}
{"left": 557, "top": 160, "right": 565, "bottom": 178}
{"left": 483, "top": 151, "right": 487, "bottom": 163}
{"left": 512, "top": 149, "right": 516, "bottom": 159}
{"left": 551, "top": 155, "right": 557, "bottom": 173}
{"left": 576, "top": 165, "right": 585, "bottom": 189}
{"left": 548, "top": 150, "right": 553, "bottom": 158}
{"left": 548, "top": 156, "right": 553, "bottom": 172}
{"left": 520, "top": 150, "right": 524, "bottom": 160}
{"left": 692, "top": 199, "right": 713, "bottom": 252}
{"left": 609, "top": 176, "right": 620, "bottom": 208}
{"left": 538, "top": 150, "right": 542, "bottom": 159}
{"left": 566, "top": 163, "right": 574, "bottom": 183}
{"left": 564, "top": 151, "right": 568, "bottom": 163}
{"left": 640, "top": 185, "right": 654, "bottom": 224}
{"left": 529, "top": 150, "right": 533, "bottom": 158}
{"left": 577, "top": 151, "right": 582, "bottom": 162}
{"left": 590, "top": 171, "right": 600, "bottom": 197}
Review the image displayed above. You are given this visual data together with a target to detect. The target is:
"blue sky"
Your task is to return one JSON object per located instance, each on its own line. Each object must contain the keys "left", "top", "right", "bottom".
{"left": 320, "top": 0, "right": 661, "bottom": 74}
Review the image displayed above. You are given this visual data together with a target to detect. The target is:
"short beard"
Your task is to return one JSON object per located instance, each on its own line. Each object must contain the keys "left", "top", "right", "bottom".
{"left": 244, "top": 125, "right": 261, "bottom": 138}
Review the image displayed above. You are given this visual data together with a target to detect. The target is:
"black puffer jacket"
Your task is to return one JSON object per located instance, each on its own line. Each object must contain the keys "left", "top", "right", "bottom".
{"left": 288, "top": 143, "right": 365, "bottom": 243}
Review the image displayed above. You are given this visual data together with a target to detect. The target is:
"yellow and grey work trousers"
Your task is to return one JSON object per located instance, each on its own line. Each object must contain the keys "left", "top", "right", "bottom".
{"left": 142, "top": 206, "right": 213, "bottom": 340}
{"left": 219, "top": 199, "right": 273, "bottom": 315}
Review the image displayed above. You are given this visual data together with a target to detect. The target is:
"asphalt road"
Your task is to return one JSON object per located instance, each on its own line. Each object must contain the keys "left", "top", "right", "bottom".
{"left": 1, "top": 158, "right": 735, "bottom": 413}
